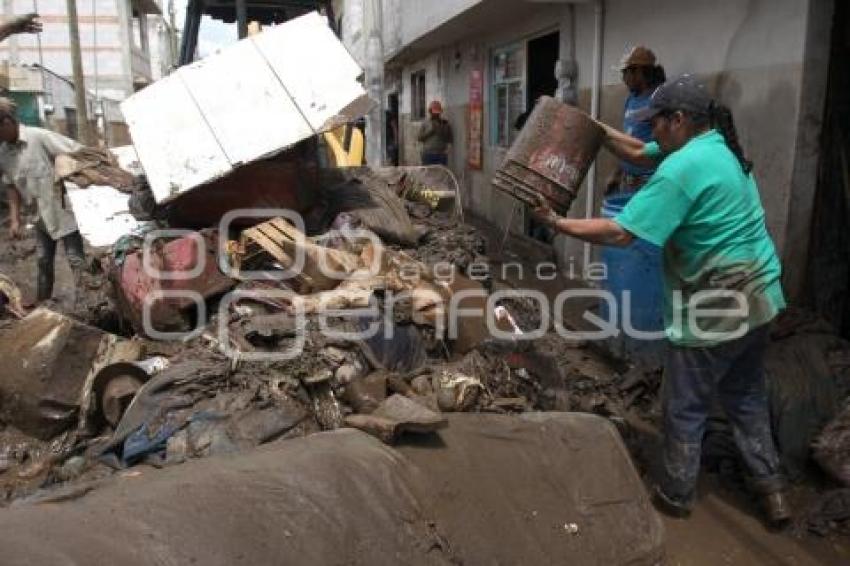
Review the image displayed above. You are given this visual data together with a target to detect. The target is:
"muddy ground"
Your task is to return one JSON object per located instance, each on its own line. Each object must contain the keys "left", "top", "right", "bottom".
{"left": 1, "top": 201, "right": 849, "bottom": 564}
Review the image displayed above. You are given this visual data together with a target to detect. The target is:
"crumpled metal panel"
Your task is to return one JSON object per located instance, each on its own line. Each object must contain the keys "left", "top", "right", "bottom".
{"left": 121, "top": 11, "right": 371, "bottom": 205}
{"left": 0, "top": 309, "right": 137, "bottom": 440}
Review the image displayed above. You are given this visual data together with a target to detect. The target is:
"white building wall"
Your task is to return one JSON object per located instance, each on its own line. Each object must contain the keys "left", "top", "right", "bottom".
{"left": 393, "top": 0, "right": 478, "bottom": 56}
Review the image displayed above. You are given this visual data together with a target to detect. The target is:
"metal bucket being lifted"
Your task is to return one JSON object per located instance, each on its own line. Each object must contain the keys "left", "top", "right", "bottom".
{"left": 493, "top": 96, "right": 604, "bottom": 214}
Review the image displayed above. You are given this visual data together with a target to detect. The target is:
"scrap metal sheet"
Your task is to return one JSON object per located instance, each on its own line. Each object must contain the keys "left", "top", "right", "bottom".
{"left": 251, "top": 12, "right": 367, "bottom": 131}
{"left": 65, "top": 146, "right": 150, "bottom": 248}
{"left": 121, "top": 72, "right": 232, "bottom": 202}
{"left": 178, "top": 39, "right": 314, "bottom": 167}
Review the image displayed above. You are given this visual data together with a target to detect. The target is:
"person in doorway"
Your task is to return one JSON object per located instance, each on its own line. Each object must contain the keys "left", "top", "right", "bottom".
{"left": 385, "top": 109, "right": 400, "bottom": 166}
{"left": 417, "top": 100, "right": 453, "bottom": 166}
{"left": 0, "top": 13, "right": 41, "bottom": 42}
{"left": 532, "top": 75, "right": 791, "bottom": 527}
{"left": 606, "top": 45, "right": 666, "bottom": 195}
{"left": 1, "top": 97, "right": 85, "bottom": 304}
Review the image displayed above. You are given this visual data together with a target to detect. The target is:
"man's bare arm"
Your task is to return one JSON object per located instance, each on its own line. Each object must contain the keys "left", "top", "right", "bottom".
{"left": 532, "top": 199, "right": 634, "bottom": 247}
{"left": 0, "top": 14, "right": 42, "bottom": 42}
{"left": 417, "top": 121, "right": 434, "bottom": 142}
{"left": 596, "top": 121, "right": 658, "bottom": 169}
{"left": 6, "top": 186, "right": 22, "bottom": 238}
{"left": 550, "top": 216, "right": 634, "bottom": 247}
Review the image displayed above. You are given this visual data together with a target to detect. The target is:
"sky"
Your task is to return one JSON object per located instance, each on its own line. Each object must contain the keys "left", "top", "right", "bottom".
{"left": 173, "top": 0, "right": 235, "bottom": 58}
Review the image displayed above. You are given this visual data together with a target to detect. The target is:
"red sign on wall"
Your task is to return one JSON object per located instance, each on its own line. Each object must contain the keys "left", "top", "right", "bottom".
{"left": 468, "top": 68, "right": 484, "bottom": 170}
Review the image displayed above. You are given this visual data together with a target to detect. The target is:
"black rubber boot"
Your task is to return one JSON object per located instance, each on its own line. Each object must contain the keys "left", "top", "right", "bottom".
{"left": 652, "top": 484, "right": 693, "bottom": 519}
{"left": 36, "top": 261, "right": 54, "bottom": 303}
{"left": 763, "top": 491, "right": 792, "bottom": 529}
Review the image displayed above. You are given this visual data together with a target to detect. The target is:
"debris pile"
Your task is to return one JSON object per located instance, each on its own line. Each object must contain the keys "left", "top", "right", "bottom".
{"left": 0, "top": 11, "right": 583, "bottom": 503}
{"left": 0, "top": 151, "right": 583, "bottom": 504}
{"left": 7, "top": 154, "right": 850, "bottom": 532}
{"left": 797, "top": 488, "right": 850, "bottom": 537}
{"left": 813, "top": 402, "right": 850, "bottom": 487}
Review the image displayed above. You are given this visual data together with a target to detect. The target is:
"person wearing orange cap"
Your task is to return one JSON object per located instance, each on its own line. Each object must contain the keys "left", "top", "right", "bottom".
{"left": 606, "top": 46, "right": 666, "bottom": 195}
{"left": 417, "top": 100, "right": 453, "bottom": 166}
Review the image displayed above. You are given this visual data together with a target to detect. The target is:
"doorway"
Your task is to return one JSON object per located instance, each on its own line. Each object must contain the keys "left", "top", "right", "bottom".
{"left": 805, "top": 1, "right": 850, "bottom": 336}
{"left": 525, "top": 30, "right": 560, "bottom": 242}
{"left": 526, "top": 31, "right": 560, "bottom": 108}
{"left": 65, "top": 107, "right": 78, "bottom": 141}
{"left": 386, "top": 92, "right": 400, "bottom": 166}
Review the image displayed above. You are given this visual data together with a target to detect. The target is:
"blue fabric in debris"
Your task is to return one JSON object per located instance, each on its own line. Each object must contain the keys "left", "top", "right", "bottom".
{"left": 122, "top": 421, "right": 181, "bottom": 465}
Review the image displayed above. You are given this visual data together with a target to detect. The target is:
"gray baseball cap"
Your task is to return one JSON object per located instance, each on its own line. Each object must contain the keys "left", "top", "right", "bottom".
{"left": 633, "top": 74, "right": 712, "bottom": 122}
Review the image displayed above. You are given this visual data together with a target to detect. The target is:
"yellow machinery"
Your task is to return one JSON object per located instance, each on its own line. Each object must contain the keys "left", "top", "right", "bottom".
{"left": 323, "top": 124, "right": 365, "bottom": 167}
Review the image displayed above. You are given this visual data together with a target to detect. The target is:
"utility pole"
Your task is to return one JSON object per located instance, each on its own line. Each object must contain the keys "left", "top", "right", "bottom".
{"left": 66, "top": 0, "right": 93, "bottom": 145}
{"left": 169, "top": 0, "right": 178, "bottom": 66}
{"left": 364, "top": 0, "right": 385, "bottom": 166}
{"left": 236, "top": 0, "right": 248, "bottom": 39}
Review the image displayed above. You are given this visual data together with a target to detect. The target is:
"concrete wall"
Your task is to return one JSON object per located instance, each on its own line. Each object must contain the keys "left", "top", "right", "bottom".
{"left": 378, "top": 0, "right": 831, "bottom": 295}
{"left": 780, "top": 0, "right": 833, "bottom": 300}
{"left": 391, "top": 0, "right": 478, "bottom": 57}
{"left": 565, "top": 0, "right": 819, "bottom": 276}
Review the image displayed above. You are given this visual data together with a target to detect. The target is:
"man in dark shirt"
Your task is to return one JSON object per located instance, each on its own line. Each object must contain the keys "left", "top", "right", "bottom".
{"left": 417, "top": 100, "right": 453, "bottom": 166}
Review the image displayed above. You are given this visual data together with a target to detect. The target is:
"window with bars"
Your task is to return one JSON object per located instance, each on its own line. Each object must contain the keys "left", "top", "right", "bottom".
{"left": 491, "top": 45, "right": 524, "bottom": 148}
{"left": 410, "top": 70, "right": 427, "bottom": 120}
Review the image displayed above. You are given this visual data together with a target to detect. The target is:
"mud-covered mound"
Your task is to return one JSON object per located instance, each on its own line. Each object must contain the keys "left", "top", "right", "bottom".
{"left": 0, "top": 414, "right": 663, "bottom": 566}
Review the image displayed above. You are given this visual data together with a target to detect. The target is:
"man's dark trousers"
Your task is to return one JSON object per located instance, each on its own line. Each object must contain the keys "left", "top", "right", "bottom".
{"left": 421, "top": 152, "right": 448, "bottom": 166}
{"left": 35, "top": 220, "right": 85, "bottom": 302}
{"left": 660, "top": 324, "right": 784, "bottom": 504}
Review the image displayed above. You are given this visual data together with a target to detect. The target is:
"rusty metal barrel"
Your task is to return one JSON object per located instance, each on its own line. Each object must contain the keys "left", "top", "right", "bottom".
{"left": 493, "top": 96, "right": 604, "bottom": 215}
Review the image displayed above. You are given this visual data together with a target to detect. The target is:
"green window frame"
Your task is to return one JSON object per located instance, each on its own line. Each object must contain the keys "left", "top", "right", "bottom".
{"left": 411, "top": 69, "right": 427, "bottom": 121}
{"left": 490, "top": 44, "right": 524, "bottom": 148}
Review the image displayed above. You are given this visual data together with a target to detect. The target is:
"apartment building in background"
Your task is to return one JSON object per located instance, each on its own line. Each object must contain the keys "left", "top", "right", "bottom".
{"left": 0, "top": 0, "right": 176, "bottom": 145}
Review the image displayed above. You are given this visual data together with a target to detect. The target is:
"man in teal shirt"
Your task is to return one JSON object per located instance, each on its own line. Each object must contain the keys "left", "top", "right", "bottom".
{"left": 533, "top": 75, "right": 789, "bottom": 526}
